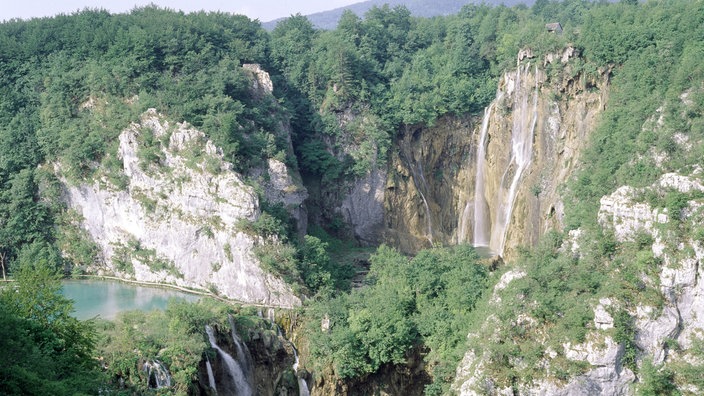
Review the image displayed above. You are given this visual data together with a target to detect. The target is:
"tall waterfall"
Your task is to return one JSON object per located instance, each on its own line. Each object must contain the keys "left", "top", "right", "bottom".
{"left": 142, "top": 359, "right": 172, "bottom": 389}
{"left": 489, "top": 64, "right": 540, "bottom": 256}
{"left": 205, "top": 324, "right": 253, "bottom": 396}
{"left": 411, "top": 161, "right": 434, "bottom": 244}
{"left": 467, "top": 92, "right": 504, "bottom": 247}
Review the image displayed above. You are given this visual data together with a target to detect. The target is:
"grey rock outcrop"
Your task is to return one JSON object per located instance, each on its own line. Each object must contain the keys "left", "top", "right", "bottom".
{"left": 454, "top": 171, "right": 704, "bottom": 394}
{"left": 339, "top": 167, "right": 386, "bottom": 245}
{"left": 61, "top": 109, "right": 300, "bottom": 307}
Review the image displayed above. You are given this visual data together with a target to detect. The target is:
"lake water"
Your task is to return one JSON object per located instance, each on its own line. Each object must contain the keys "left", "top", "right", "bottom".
{"left": 473, "top": 245, "right": 497, "bottom": 258}
{"left": 61, "top": 279, "right": 200, "bottom": 320}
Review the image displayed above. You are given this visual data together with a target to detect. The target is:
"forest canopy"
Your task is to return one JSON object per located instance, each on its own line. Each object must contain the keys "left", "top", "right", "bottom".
{"left": 1, "top": 0, "right": 704, "bottom": 393}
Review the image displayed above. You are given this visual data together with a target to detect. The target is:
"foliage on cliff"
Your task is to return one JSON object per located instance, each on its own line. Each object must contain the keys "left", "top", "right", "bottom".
{"left": 2, "top": 0, "right": 704, "bottom": 393}
{"left": 94, "top": 299, "right": 266, "bottom": 395}
{"left": 304, "top": 244, "right": 489, "bottom": 394}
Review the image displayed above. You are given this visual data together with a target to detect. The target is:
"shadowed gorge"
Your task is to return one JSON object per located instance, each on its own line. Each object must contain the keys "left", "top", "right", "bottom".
{"left": 2, "top": 0, "right": 704, "bottom": 395}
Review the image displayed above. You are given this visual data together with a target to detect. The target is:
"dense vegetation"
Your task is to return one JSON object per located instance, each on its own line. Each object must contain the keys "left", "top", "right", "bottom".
{"left": 0, "top": 252, "right": 99, "bottom": 394}
{"left": 304, "top": 244, "right": 489, "bottom": 393}
{"left": 1, "top": 0, "right": 704, "bottom": 394}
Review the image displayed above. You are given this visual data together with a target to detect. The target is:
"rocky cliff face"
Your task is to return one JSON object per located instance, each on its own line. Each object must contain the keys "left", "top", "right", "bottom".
{"left": 58, "top": 65, "right": 306, "bottom": 307}
{"left": 381, "top": 48, "right": 609, "bottom": 257}
{"left": 61, "top": 109, "right": 300, "bottom": 306}
{"left": 384, "top": 116, "right": 476, "bottom": 253}
{"left": 599, "top": 172, "right": 704, "bottom": 365}
{"left": 453, "top": 170, "right": 704, "bottom": 395}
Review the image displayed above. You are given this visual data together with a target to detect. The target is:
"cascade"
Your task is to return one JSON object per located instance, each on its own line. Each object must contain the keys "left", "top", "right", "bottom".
{"left": 205, "top": 324, "right": 252, "bottom": 396}
{"left": 409, "top": 160, "right": 434, "bottom": 244}
{"left": 264, "top": 311, "right": 310, "bottom": 396}
{"left": 142, "top": 359, "right": 172, "bottom": 389}
{"left": 228, "top": 314, "right": 255, "bottom": 387}
{"left": 206, "top": 356, "right": 217, "bottom": 393}
{"left": 463, "top": 91, "right": 504, "bottom": 246}
{"left": 266, "top": 308, "right": 277, "bottom": 331}
{"left": 489, "top": 64, "right": 539, "bottom": 256}
{"left": 472, "top": 100, "right": 495, "bottom": 247}
{"left": 292, "top": 347, "right": 310, "bottom": 396}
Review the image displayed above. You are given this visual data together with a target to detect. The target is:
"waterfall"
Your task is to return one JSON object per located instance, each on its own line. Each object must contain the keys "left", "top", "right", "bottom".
{"left": 293, "top": 347, "right": 310, "bottom": 396}
{"left": 142, "top": 359, "right": 172, "bottom": 389}
{"left": 409, "top": 160, "right": 434, "bottom": 244}
{"left": 466, "top": 92, "right": 503, "bottom": 247}
{"left": 266, "top": 308, "right": 277, "bottom": 331}
{"left": 489, "top": 64, "right": 540, "bottom": 256}
{"left": 205, "top": 324, "right": 252, "bottom": 396}
{"left": 228, "top": 315, "right": 255, "bottom": 387}
{"left": 206, "top": 356, "right": 217, "bottom": 392}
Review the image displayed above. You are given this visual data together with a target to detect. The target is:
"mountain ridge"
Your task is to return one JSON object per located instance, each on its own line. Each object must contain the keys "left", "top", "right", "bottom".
{"left": 262, "top": 0, "right": 535, "bottom": 30}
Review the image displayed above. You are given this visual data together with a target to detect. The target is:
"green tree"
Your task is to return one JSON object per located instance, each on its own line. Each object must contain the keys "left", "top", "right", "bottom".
{"left": 0, "top": 248, "right": 100, "bottom": 395}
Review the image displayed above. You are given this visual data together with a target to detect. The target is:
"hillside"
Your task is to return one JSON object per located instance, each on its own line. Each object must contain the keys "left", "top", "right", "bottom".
{"left": 1, "top": 1, "right": 704, "bottom": 395}
{"left": 262, "top": 0, "right": 535, "bottom": 30}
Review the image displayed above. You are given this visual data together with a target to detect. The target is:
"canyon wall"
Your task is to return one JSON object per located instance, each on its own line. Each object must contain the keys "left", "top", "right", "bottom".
{"left": 381, "top": 48, "right": 609, "bottom": 258}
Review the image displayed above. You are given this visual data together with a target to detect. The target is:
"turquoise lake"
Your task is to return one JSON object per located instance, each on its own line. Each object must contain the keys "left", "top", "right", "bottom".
{"left": 61, "top": 279, "right": 200, "bottom": 320}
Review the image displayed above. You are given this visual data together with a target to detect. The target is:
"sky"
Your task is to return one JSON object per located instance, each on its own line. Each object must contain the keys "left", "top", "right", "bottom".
{"left": 0, "top": 0, "right": 362, "bottom": 23}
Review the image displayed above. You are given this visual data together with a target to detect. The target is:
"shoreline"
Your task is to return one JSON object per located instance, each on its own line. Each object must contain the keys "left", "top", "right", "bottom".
{"left": 70, "top": 274, "right": 297, "bottom": 310}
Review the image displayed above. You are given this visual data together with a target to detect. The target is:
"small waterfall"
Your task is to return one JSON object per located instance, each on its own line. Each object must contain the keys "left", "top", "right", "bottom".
{"left": 408, "top": 160, "right": 434, "bottom": 244}
{"left": 266, "top": 308, "right": 275, "bottom": 323}
{"left": 292, "top": 347, "right": 310, "bottom": 396}
{"left": 142, "top": 359, "right": 172, "bottom": 389}
{"left": 266, "top": 308, "right": 277, "bottom": 331}
{"left": 205, "top": 324, "right": 252, "bottom": 396}
{"left": 228, "top": 315, "right": 255, "bottom": 387}
{"left": 471, "top": 102, "right": 494, "bottom": 246}
{"left": 489, "top": 64, "right": 540, "bottom": 256}
{"left": 206, "top": 356, "right": 217, "bottom": 392}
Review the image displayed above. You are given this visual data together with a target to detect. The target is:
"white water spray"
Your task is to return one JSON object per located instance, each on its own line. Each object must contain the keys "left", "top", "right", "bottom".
{"left": 228, "top": 315, "right": 255, "bottom": 388}
{"left": 142, "top": 360, "right": 171, "bottom": 389}
{"left": 489, "top": 64, "right": 540, "bottom": 256}
{"left": 293, "top": 348, "right": 310, "bottom": 396}
{"left": 465, "top": 91, "right": 504, "bottom": 247}
{"left": 206, "top": 356, "right": 217, "bottom": 392}
{"left": 205, "top": 325, "right": 252, "bottom": 396}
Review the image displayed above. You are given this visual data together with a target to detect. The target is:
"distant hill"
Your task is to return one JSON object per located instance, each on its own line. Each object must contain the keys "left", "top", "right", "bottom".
{"left": 262, "top": 0, "right": 535, "bottom": 31}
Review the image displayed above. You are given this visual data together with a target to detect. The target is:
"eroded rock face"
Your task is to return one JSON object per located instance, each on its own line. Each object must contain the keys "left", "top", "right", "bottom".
{"left": 453, "top": 280, "right": 635, "bottom": 396}
{"left": 251, "top": 158, "right": 309, "bottom": 238}
{"left": 385, "top": 117, "right": 476, "bottom": 253}
{"left": 242, "top": 63, "right": 274, "bottom": 97}
{"left": 383, "top": 49, "right": 608, "bottom": 257}
{"left": 62, "top": 109, "right": 299, "bottom": 307}
{"left": 599, "top": 172, "right": 704, "bottom": 363}
{"left": 454, "top": 172, "right": 704, "bottom": 395}
{"left": 339, "top": 167, "right": 387, "bottom": 245}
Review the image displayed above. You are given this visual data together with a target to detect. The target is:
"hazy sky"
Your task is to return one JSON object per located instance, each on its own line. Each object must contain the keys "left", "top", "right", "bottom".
{"left": 0, "top": 0, "right": 362, "bottom": 23}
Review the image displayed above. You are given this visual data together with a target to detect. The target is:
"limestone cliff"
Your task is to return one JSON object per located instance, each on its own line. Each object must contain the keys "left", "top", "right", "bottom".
{"left": 383, "top": 47, "right": 609, "bottom": 257}
{"left": 453, "top": 171, "right": 704, "bottom": 395}
{"left": 385, "top": 116, "right": 476, "bottom": 253}
{"left": 304, "top": 105, "right": 388, "bottom": 246}
{"left": 60, "top": 109, "right": 300, "bottom": 306}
